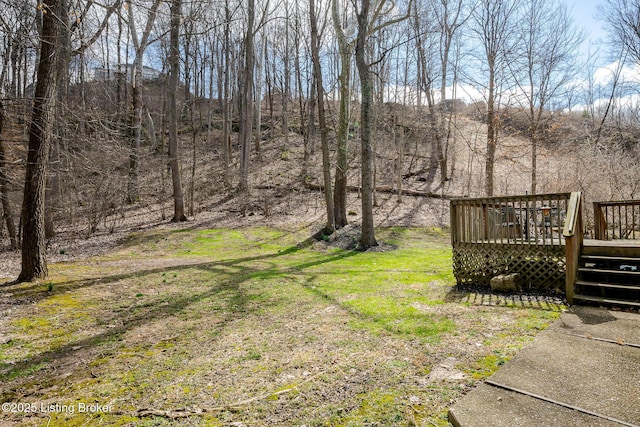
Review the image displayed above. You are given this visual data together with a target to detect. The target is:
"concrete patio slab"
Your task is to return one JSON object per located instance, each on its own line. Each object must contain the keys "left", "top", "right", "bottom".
{"left": 449, "top": 307, "right": 640, "bottom": 427}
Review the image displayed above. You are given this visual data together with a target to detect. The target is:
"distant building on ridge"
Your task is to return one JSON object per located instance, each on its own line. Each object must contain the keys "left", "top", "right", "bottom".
{"left": 93, "top": 64, "right": 163, "bottom": 82}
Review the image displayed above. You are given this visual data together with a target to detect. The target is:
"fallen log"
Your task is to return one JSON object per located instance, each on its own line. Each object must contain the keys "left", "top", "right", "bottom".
{"left": 303, "top": 181, "right": 458, "bottom": 200}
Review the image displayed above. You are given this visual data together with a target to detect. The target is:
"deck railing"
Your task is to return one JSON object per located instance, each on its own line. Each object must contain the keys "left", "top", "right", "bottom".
{"left": 593, "top": 200, "right": 640, "bottom": 240}
{"left": 450, "top": 193, "right": 573, "bottom": 290}
{"left": 450, "top": 193, "right": 571, "bottom": 247}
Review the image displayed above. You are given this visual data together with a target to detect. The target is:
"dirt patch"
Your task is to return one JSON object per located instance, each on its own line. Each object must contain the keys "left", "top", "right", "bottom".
{"left": 310, "top": 224, "right": 398, "bottom": 252}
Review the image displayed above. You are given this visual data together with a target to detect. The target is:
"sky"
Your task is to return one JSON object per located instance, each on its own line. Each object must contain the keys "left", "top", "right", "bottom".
{"left": 566, "top": 0, "right": 608, "bottom": 60}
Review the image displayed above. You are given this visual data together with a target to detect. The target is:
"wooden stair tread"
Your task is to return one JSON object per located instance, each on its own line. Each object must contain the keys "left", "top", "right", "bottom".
{"left": 572, "top": 294, "right": 640, "bottom": 307}
{"left": 577, "top": 267, "right": 640, "bottom": 275}
{"left": 581, "top": 255, "right": 640, "bottom": 263}
{"left": 575, "top": 280, "right": 640, "bottom": 291}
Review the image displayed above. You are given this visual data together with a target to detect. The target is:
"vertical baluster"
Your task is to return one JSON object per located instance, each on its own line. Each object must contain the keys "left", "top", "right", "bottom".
{"left": 518, "top": 198, "right": 523, "bottom": 244}
{"left": 469, "top": 203, "right": 472, "bottom": 242}
{"left": 625, "top": 204, "right": 629, "bottom": 239}
{"left": 477, "top": 202, "right": 481, "bottom": 243}
{"left": 499, "top": 200, "right": 503, "bottom": 245}
{"left": 607, "top": 206, "right": 611, "bottom": 240}
{"left": 531, "top": 197, "right": 540, "bottom": 246}
{"left": 552, "top": 196, "right": 556, "bottom": 245}
{"left": 543, "top": 197, "right": 548, "bottom": 246}
{"left": 619, "top": 204, "right": 623, "bottom": 239}
{"left": 634, "top": 203, "right": 637, "bottom": 239}
{"left": 460, "top": 203, "right": 464, "bottom": 243}
{"left": 469, "top": 203, "right": 478, "bottom": 243}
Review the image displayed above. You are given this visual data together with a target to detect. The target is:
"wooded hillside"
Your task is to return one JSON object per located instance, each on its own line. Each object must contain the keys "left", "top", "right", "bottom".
{"left": 1, "top": 0, "right": 640, "bottom": 278}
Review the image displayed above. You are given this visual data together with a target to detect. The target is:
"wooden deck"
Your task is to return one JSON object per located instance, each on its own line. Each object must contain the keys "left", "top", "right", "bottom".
{"left": 450, "top": 193, "right": 574, "bottom": 290}
{"left": 451, "top": 193, "right": 639, "bottom": 291}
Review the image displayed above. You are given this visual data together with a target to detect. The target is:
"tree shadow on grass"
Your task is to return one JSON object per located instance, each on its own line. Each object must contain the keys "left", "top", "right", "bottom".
{"left": 0, "top": 240, "right": 311, "bottom": 301}
{"left": 0, "top": 240, "right": 362, "bottom": 398}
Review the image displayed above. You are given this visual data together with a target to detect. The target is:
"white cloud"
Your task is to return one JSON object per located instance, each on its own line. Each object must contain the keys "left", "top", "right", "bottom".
{"left": 593, "top": 61, "right": 640, "bottom": 86}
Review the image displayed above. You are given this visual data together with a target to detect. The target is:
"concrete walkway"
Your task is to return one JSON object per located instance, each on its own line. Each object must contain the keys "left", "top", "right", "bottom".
{"left": 448, "top": 306, "right": 640, "bottom": 427}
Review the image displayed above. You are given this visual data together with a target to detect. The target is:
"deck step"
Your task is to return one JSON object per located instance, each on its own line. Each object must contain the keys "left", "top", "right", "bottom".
{"left": 582, "top": 242, "right": 640, "bottom": 258}
{"left": 577, "top": 267, "right": 640, "bottom": 276}
{"left": 581, "top": 255, "right": 640, "bottom": 263}
{"left": 575, "top": 280, "right": 640, "bottom": 292}
{"left": 572, "top": 294, "right": 640, "bottom": 308}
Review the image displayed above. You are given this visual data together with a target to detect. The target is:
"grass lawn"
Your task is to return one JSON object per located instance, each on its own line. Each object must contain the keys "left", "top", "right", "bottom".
{"left": 0, "top": 227, "right": 563, "bottom": 426}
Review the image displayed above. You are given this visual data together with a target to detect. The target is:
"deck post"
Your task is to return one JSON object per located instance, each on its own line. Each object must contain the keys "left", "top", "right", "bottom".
{"left": 482, "top": 203, "right": 489, "bottom": 241}
{"left": 593, "top": 202, "right": 605, "bottom": 240}
{"left": 564, "top": 192, "right": 583, "bottom": 304}
{"left": 450, "top": 201, "right": 457, "bottom": 246}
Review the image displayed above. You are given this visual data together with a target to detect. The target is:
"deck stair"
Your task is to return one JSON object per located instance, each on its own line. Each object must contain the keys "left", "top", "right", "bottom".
{"left": 573, "top": 243, "right": 640, "bottom": 308}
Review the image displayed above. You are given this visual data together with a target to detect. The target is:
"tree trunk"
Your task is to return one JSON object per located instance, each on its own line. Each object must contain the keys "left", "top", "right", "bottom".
{"left": 531, "top": 127, "right": 538, "bottom": 195}
{"left": 332, "top": 0, "right": 352, "bottom": 229}
{"left": 309, "top": 0, "right": 335, "bottom": 234}
{"left": 486, "top": 61, "right": 497, "bottom": 197}
{"left": 45, "top": 0, "right": 70, "bottom": 239}
{"left": 239, "top": 0, "right": 255, "bottom": 193}
{"left": 127, "top": 62, "right": 143, "bottom": 203}
{"left": 303, "top": 76, "right": 316, "bottom": 178}
{"left": 355, "top": 0, "right": 377, "bottom": 249}
{"left": 168, "top": 0, "right": 187, "bottom": 222}
{"left": 125, "top": 0, "right": 161, "bottom": 203}
{"left": 0, "top": 101, "right": 18, "bottom": 249}
{"left": 222, "top": 0, "right": 232, "bottom": 188}
{"left": 19, "top": 0, "right": 61, "bottom": 281}
{"left": 425, "top": 87, "right": 444, "bottom": 188}
{"left": 333, "top": 61, "right": 350, "bottom": 229}
{"left": 282, "top": 4, "right": 290, "bottom": 150}
{"left": 255, "top": 31, "right": 266, "bottom": 160}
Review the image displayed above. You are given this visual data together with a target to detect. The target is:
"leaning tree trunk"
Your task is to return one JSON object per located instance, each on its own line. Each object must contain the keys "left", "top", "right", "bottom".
{"left": 168, "top": 0, "right": 187, "bottom": 222}
{"left": 309, "top": 0, "right": 335, "bottom": 234}
{"left": 18, "top": 0, "right": 61, "bottom": 281}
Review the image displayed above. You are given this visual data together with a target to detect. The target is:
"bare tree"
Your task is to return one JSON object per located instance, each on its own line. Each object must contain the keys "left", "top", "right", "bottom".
{"left": 471, "top": 0, "right": 520, "bottom": 196}
{"left": 432, "top": 0, "right": 469, "bottom": 184}
{"left": 168, "top": 0, "right": 187, "bottom": 221}
{"left": 125, "top": 0, "right": 162, "bottom": 203}
{"left": 413, "top": 4, "right": 442, "bottom": 188}
{"left": 0, "top": 100, "right": 18, "bottom": 248}
{"left": 0, "top": 0, "right": 38, "bottom": 99}
{"left": 600, "top": 0, "right": 640, "bottom": 65}
{"left": 238, "top": 0, "right": 256, "bottom": 193}
{"left": 310, "top": 0, "right": 335, "bottom": 234}
{"left": 511, "top": 0, "right": 582, "bottom": 194}
{"left": 354, "top": 0, "right": 412, "bottom": 249}
{"left": 221, "top": 0, "right": 237, "bottom": 188}
{"left": 18, "top": 0, "right": 62, "bottom": 281}
{"left": 331, "top": 0, "right": 355, "bottom": 229}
